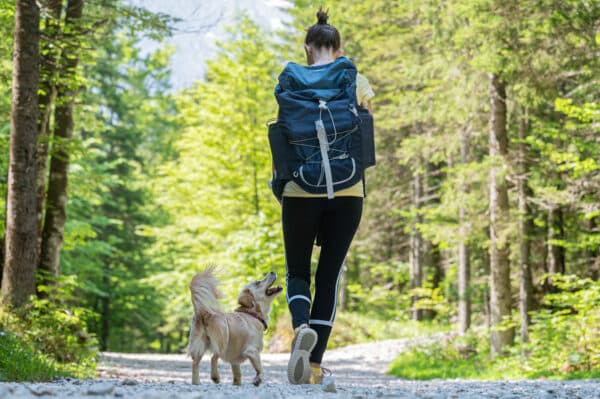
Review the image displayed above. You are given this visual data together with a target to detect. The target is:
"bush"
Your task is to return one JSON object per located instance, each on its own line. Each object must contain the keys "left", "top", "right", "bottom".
{"left": 389, "top": 275, "right": 600, "bottom": 380}
{"left": 388, "top": 338, "right": 487, "bottom": 379}
{"left": 525, "top": 275, "right": 600, "bottom": 376}
{"left": 0, "top": 332, "right": 60, "bottom": 382}
{"left": 388, "top": 329, "right": 524, "bottom": 380}
{"left": 344, "top": 261, "right": 412, "bottom": 321}
{"left": 0, "top": 275, "right": 98, "bottom": 380}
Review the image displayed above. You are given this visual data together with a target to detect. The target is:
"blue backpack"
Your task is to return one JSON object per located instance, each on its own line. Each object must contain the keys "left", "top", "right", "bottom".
{"left": 268, "top": 56, "right": 375, "bottom": 200}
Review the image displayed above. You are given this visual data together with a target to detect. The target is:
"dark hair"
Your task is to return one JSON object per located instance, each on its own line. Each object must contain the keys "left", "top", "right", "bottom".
{"left": 304, "top": 7, "right": 341, "bottom": 51}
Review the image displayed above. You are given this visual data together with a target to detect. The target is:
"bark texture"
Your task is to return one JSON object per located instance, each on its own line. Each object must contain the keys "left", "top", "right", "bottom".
{"left": 488, "top": 73, "right": 514, "bottom": 355}
{"left": 39, "top": 0, "right": 84, "bottom": 280}
{"left": 36, "top": 0, "right": 64, "bottom": 265}
{"left": 458, "top": 127, "right": 471, "bottom": 334}
{"left": 590, "top": 217, "right": 599, "bottom": 280}
{"left": 410, "top": 168, "right": 423, "bottom": 321}
{"left": 547, "top": 207, "right": 565, "bottom": 275}
{"left": 517, "top": 110, "right": 533, "bottom": 344}
{"left": 2, "top": 0, "right": 41, "bottom": 308}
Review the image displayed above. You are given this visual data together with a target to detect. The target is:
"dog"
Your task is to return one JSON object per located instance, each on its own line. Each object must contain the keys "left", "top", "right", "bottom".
{"left": 187, "top": 267, "right": 283, "bottom": 386}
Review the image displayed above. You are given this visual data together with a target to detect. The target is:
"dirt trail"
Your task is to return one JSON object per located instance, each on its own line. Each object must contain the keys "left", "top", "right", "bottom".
{"left": 98, "top": 338, "right": 412, "bottom": 387}
{"left": 1, "top": 338, "right": 599, "bottom": 398}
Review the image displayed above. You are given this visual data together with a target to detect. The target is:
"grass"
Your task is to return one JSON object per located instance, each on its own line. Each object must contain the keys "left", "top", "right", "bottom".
{"left": 388, "top": 345, "right": 527, "bottom": 380}
{"left": 389, "top": 349, "right": 491, "bottom": 380}
{"left": 0, "top": 287, "right": 98, "bottom": 382}
{"left": 389, "top": 348, "right": 600, "bottom": 380}
{"left": 0, "top": 332, "right": 62, "bottom": 382}
{"left": 388, "top": 330, "right": 600, "bottom": 381}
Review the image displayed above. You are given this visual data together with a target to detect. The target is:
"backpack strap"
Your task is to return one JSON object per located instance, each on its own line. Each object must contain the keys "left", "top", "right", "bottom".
{"left": 316, "top": 100, "right": 334, "bottom": 199}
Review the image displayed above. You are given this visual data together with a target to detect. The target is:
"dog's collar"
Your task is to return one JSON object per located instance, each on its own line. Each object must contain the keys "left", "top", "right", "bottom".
{"left": 235, "top": 308, "right": 268, "bottom": 330}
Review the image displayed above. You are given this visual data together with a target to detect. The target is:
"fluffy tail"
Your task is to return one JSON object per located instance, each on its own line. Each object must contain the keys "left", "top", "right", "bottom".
{"left": 189, "top": 266, "right": 222, "bottom": 317}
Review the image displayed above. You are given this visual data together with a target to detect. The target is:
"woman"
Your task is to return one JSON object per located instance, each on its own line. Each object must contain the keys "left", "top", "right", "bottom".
{"left": 282, "top": 8, "right": 375, "bottom": 385}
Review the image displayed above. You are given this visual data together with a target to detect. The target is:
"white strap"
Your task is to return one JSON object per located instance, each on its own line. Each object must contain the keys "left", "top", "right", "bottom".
{"left": 315, "top": 119, "right": 334, "bottom": 199}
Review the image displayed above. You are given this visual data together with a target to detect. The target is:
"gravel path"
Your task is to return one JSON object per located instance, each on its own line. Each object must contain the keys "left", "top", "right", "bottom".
{"left": 1, "top": 338, "right": 599, "bottom": 398}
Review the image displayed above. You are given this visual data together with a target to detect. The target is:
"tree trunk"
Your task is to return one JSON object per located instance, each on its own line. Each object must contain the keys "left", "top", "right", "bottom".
{"left": 1, "top": 0, "right": 40, "bottom": 308}
{"left": 410, "top": 167, "right": 423, "bottom": 321}
{"left": 1, "top": 171, "right": 6, "bottom": 280}
{"left": 517, "top": 108, "right": 533, "bottom": 345}
{"left": 39, "top": 0, "right": 84, "bottom": 281}
{"left": 36, "top": 0, "right": 63, "bottom": 266}
{"left": 0, "top": 236, "right": 4, "bottom": 288}
{"left": 482, "top": 248, "right": 491, "bottom": 329}
{"left": 547, "top": 206, "right": 565, "bottom": 275}
{"left": 100, "top": 271, "right": 110, "bottom": 351}
{"left": 488, "top": 73, "right": 514, "bottom": 355}
{"left": 422, "top": 239, "right": 441, "bottom": 320}
{"left": 458, "top": 127, "right": 471, "bottom": 334}
{"left": 589, "top": 217, "right": 599, "bottom": 280}
{"left": 166, "top": 335, "right": 172, "bottom": 353}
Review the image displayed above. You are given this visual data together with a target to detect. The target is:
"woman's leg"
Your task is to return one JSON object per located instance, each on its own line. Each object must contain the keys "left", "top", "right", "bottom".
{"left": 282, "top": 197, "right": 323, "bottom": 328}
{"left": 308, "top": 196, "right": 363, "bottom": 364}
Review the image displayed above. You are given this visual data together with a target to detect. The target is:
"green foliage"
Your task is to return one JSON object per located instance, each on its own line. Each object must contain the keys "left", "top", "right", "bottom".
{"left": 0, "top": 332, "right": 60, "bottom": 382}
{"left": 329, "top": 313, "right": 449, "bottom": 349}
{"left": 390, "top": 276, "right": 600, "bottom": 380}
{"left": 389, "top": 336, "right": 492, "bottom": 380}
{"left": 343, "top": 260, "right": 411, "bottom": 320}
{"left": 0, "top": 277, "right": 97, "bottom": 380}
{"left": 412, "top": 287, "right": 453, "bottom": 322}
{"left": 1, "top": 0, "right": 599, "bottom": 362}
{"left": 0, "top": 0, "right": 13, "bottom": 235}
{"left": 25, "top": 283, "right": 97, "bottom": 365}
{"left": 146, "top": 14, "right": 285, "bottom": 338}
{"left": 62, "top": 28, "right": 178, "bottom": 352}
{"left": 0, "top": 0, "right": 180, "bottom": 354}
{"left": 270, "top": 311, "right": 450, "bottom": 353}
{"left": 525, "top": 275, "right": 600, "bottom": 375}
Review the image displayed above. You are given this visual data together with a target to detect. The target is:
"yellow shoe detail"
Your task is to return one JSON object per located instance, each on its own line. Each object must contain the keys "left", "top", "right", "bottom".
{"left": 309, "top": 366, "right": 323, "bottom": 384}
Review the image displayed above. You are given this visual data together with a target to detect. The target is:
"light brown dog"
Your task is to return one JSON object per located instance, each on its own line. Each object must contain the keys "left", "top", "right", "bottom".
{"left": 187, "top": 267, "right": 283, "bottom": 386}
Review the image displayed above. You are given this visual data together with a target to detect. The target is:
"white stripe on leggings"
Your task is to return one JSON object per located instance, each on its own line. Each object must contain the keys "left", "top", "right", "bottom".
{"left": 329, "top": 259, "right": 345, "bottom": 322}
{"left": 309, "top": 319, "right": 334, "bottom": 327}
{"left": 288, "top": 295, "right": 311, "bottom": 304}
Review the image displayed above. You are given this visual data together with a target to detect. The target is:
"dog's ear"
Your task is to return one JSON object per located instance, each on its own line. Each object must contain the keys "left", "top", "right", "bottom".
{"left": 237, "top": 288, "right": 255, "bottom": 309}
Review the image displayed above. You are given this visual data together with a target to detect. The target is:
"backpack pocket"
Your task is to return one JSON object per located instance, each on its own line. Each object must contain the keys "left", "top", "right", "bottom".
{"left": 291, "top": 125, "right": 359, "bottom": 163}
{"left": 295, "top": 157, "right": 358, "bottom": 190}
{"left": 268, "top": 122, "right": 298, "bottom": 180}
{"left": 290, "top": 126, "right": 362, "bottom": 194}
{"left": 357, "top": 107, "right": 376, "bottom": 169}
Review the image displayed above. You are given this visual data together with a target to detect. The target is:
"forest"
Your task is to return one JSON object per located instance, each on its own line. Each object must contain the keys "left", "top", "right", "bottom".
{"left": 1, "top": 0, "right": 599, "bottom": 381}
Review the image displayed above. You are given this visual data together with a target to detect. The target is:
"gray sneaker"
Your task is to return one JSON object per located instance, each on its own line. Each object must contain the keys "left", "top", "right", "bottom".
{"left": 287, "top": 324, "right": 318, "bottom": 384}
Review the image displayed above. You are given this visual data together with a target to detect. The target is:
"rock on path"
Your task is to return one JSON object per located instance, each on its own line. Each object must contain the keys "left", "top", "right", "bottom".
{"left": 1, "top": 338, "right": 599, "bottom": 398}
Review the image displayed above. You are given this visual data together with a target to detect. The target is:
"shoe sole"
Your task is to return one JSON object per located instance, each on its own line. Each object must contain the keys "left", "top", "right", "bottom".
{"left": 287, "top": 328, "right": 318, "bottom": 384}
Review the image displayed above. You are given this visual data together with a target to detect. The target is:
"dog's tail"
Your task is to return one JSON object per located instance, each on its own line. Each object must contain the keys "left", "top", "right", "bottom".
{"left": 190, "top": 266, "right": 222, "bottom": 318}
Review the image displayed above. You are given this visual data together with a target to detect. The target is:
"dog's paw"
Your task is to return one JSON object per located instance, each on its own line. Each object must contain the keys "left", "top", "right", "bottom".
{"left": 252, "top": 375, "right": 262, "bottom": 386}
{"left": 232, "top": 379, "right": 242, "bottom": 386}
{"left": 211, "top": 376, "right": 220, "bottom": 384}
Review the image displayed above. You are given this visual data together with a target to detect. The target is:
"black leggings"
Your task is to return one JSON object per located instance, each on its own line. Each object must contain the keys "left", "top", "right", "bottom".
{"left": 282, "top": 196, "right": 363, "bottom": 364}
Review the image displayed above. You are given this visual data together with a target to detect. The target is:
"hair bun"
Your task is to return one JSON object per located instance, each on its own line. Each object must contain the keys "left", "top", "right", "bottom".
{"left": 316, "top": 7, "right": 329, "bottom": 25}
